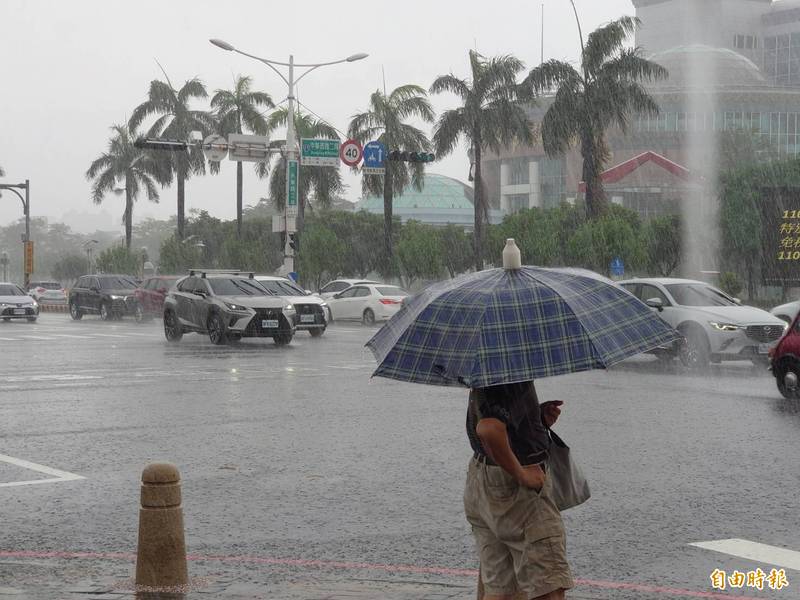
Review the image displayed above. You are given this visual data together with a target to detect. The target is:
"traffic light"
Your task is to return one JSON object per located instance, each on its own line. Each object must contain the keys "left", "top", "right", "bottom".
{"left": 387, "top": 150, "right": 435, "bottom": 163}
{"left": 289, "top": 232, "right": 299, "bottom": 252}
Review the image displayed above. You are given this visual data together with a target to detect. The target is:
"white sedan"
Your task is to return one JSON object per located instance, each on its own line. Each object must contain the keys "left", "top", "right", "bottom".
{"left": 770, "top": 300, "right": 800, "bottom": 324}
{"left": 326, "top": 283, "right": 408, "bottom": 325}
{"left": 316, "top": 279, "right": 378, "bottom": 300}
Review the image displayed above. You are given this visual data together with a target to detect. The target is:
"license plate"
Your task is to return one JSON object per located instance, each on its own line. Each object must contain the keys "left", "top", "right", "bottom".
{"left": 262, "top": 319, "right": 279, "bottom": 329}
{"left": 300, "top": 314, "right": 315, "bottom": 323}
{"left": 758, "top": 343, "right": 774, "bottom": 355}
{"left": 13, "top": 309, "right": 25, "bottom": 315}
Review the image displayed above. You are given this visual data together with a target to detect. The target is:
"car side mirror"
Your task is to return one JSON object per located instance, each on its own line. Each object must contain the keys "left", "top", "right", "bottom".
{"left": 733, "top": 297, "right": 742, "bottom": 305}
{"left": 195, "top": 290, "right": 206, "bottom": 297}
{"left": 305, "top": 290, "right": 312, "bottom": 295}
{"left": 645, "top": 297, "right": 664, "bottom": 312}
{"left": 90, "top": 286, "right": 100, "bottom": 293}
{"left": 332, "top": 293, "right": 341, "bottom": 299}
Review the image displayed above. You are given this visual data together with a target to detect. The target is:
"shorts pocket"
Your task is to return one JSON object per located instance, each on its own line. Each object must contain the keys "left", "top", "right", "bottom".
{"left": 486, "top": 479, "right": 519, "bottom": 501}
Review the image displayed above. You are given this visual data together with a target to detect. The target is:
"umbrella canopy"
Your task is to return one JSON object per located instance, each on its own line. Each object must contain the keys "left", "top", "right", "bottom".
{"left": 366, "top": 266, "right": 680, "bottom": 388}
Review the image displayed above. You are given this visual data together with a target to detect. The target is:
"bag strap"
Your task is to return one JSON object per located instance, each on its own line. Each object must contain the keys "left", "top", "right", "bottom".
{"left": 547, "top": 427, "right": 569, "bottom": 449}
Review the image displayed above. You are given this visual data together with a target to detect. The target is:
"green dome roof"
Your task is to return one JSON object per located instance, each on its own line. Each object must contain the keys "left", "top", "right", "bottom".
{"left": 358, "top": 174, "right": 474, "bottom": 211}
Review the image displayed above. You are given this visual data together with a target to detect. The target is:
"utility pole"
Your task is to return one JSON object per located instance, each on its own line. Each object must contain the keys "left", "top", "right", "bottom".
{"left": 0, "top": 179, "right": 31, "bottom": 286}
{"left": 0, "top": 251, "right": 8, "bottom": 282}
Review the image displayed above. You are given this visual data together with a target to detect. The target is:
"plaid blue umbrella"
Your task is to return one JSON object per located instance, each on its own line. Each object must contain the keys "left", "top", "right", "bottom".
{"left": 366, "top": 266, "right": 680, "bottom": 388}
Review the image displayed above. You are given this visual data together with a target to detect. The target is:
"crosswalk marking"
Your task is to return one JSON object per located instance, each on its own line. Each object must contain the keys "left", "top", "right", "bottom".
{"left": 690, "top": 539, "right": 800, "bottom": 571}
{"left": 0, "top": 453, "right": 85, "bottom": 488}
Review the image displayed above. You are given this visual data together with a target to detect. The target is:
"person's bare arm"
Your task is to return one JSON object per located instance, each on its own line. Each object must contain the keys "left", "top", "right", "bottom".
{"left": 476, "top": 418, "right": 544, "bottom": 490}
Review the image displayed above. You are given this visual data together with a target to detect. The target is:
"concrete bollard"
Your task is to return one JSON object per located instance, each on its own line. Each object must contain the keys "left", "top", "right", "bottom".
{"left": 135, "top": 463, "right": 188, "bottom": 588}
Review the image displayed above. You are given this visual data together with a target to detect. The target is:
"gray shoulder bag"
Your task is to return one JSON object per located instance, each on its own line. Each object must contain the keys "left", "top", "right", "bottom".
{"left": 547, "top": 428, "right": 591, "bottom": 511}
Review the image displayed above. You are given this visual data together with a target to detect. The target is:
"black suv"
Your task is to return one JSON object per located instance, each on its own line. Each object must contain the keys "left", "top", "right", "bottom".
{"left": 69, "top": 274, "right": 139, "bottom": 320}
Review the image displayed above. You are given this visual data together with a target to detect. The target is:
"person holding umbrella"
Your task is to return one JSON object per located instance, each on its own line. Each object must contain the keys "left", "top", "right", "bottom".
{"left": 366, "top": 239, "right": 680, "bottom": 600}
{"left": 465, "top": 381, "right": 571, "bottom": 599}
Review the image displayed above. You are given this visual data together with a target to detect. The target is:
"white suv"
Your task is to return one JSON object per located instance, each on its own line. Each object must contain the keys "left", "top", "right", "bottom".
{"left": 618, "top": 278, "right": 787, "bottom": 368}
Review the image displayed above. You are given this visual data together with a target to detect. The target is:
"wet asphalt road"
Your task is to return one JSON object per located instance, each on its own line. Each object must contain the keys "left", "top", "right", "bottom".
{"left": 1, "top": 313, "right": 799, "bottom": 599}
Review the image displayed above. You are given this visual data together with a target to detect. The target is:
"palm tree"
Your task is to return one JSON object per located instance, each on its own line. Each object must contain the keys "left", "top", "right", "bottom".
{"left": 129, "top": 72, "right": 215, "bottom": 238}
{"left": 348, "top": 85, "right": 434, "bottom": 269}
{"left": 431, "top": 51, "right": 533, "bottom": 271}
{"left": 86, "top": 125, "right": 164, "bottom": 249}
{"left": 211, "top": 76, "right": 274, "bottom": 237}
{"left": 524, "top": 16, "right": 667, "bottom": 219}
{"left": 266, "top": 108, "right": 344, "bottom": 233}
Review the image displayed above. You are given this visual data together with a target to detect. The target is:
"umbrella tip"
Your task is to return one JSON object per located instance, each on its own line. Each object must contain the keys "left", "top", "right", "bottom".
{"left": 503, "top": 239, "right": 522, "bottom": 270}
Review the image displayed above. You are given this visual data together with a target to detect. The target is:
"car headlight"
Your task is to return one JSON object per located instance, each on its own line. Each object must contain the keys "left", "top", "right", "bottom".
{"left": 31, "top": 300, "right": 38, "bottom": 308}
{"left": 320, "top": 302, "right": 328, "bottom": 307}
{"left": 709, "top": 322, "right": 741, "bottom": 331}
{"left": 284, "top": 304, "right": 295, "bottom": 312}
{"left": 783, "top": 322, "right": 790, "bottom": 331}
{"left": 110, "top": 295, "right": 123, "bottom": 300}
{"left": 224, "top": 302, "right": 249, "bottom": 312}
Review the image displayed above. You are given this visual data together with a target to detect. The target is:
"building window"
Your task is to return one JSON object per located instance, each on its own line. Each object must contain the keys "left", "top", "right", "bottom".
{"left": 539, "top": 158, "right": 566, "bottom": 209}
{"left": 734, "top": 34, "right": 757, "bottom": 50}
{"left": 506, "top": 157, "right": 529, "bottom": 185}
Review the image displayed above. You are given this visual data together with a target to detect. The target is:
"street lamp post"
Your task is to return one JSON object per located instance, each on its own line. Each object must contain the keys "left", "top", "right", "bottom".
{"left": 0, "top": 180, "right": 31, "bottom": 286}
{"left": 209, "top": 39, "right": 367, "bottom": 275}
{"left": 83, "top": 239, "right": 99, "bottom": 275}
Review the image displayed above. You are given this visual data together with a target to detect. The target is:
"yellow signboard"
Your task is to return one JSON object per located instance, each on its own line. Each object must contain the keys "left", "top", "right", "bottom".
{"left": 24, "top": 241, "right": 34, "bottom": 275}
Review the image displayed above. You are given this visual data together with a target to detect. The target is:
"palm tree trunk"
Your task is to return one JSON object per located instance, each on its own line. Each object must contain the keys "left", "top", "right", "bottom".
{"left": 177, "top": 171, "right": 185, "bottom": 239}
{"left": 473, "top": 143, "right": 484, "bottom": 272}
{"left": 383, "top": 167, "right": 394, "bottom": 265}
{"left": 124, "top": 177, "right": 133, "bottom": 250}
{"left": 581, "top": 133, "right": 607, "bottom": 220}
{"left": 236, "top": 160, "right": 243, "bottom": 238}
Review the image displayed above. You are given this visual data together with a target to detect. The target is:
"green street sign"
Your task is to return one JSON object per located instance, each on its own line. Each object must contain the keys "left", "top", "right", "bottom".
{"left": 300, "top": 138, "right": 339, "bottom": 167}
{"left": 287, "top": 159, "right": 299, "bottom": 215}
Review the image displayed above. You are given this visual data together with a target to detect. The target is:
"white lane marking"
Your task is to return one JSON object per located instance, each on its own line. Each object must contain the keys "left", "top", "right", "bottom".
{"left": 0, "top": 453, "right": 85, "bottom": 488}
{"left": 90, "top": 333, "right": 127, "bottom": 338}
{"left": 0, "top": 374, "right": 103, "bottom": 383}
{"left": 690, "top": 539, "right": 800, "bottom": 571}
{"left": 18, "top": 335, "right": 55, "bottom": 340}
{"left": 0, "top": 337, "right": 17, "bottom": 341}
{"left": 48, "top": 334, "right": 94, "bottom": 339}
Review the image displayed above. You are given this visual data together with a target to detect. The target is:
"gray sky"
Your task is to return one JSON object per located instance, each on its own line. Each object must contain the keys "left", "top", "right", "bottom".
{"left": 0, "top": 0, "right": 632, "bottom": 233}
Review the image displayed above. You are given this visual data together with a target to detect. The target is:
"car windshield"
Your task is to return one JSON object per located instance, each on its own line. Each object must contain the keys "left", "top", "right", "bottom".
{"left": 0, "top": 285, "right": 24, "bottom": 296}
{"left": 209, "top": 278, "right": 271, "bottom": 296}
{"left": 665, "top": 284, "right": 737, "bottom": 307}
{"left": 99, "top": 277, "right": 137, "bottom": 290}
{"left": 377, "top": 286, "right": 408, "bottom": 297}
{"left": 259, "top": 279, "right": 306, "bottom": 296}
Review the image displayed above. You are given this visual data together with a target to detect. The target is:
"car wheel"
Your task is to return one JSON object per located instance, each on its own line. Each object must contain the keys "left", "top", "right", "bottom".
{"left": 273, "top": 333, "right": 293, "bottom": 346}
{"left": 776, "top": 358, "right": 800, "bottom": 399}
{"left": 100, "top": 302, "right": 112, "bottom": 321}
{"left": 309, "top": 327, "right": 325, "bottom": 338}
{"left": 678, "top": 326, "right": 710, "bottom": 369}
{"left": 362, "top": 308, "right": 376, "bottom": 326}
{"left": 69, "top": 302, "right": 83, "bottom": 320}
{"left": 208, "top": 313, "right": 227, "bottom": 345}
{"left": 163, "top": 310, "right": 183, "bottom": 342}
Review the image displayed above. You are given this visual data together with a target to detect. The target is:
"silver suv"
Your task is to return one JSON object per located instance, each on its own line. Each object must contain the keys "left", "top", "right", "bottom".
{"left": 163, "top": 272, "right": 296, "bottom": 346}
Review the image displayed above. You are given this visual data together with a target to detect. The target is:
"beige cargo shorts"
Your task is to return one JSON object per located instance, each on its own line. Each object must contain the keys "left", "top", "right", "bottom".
{"left": 464, "top": 457, "right": 574, "bottom": 598}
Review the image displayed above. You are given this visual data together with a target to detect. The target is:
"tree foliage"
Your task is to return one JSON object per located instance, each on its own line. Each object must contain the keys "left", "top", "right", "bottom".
{"left": 52, "top": 255, "right": 88, "bottom": 285}
{"left": 431, "top": 50, "right": 533, "bottom": 271}
{"left": 129, "top": 73, "right": 215, "bottom": 238}
{"left": 86, "top": 124, "right": 164, "bottom": 249}
{"left": 397, "top": 220, "right": 444, "bottom": 287}
{"left": 211, "top": 75, "right": 273, "bottom": 236}
{"left": 348, "top": 85, "right": 434, "bottom": 271}
{"left": 95, "top": 245, "right": 140, "bottom": 276}
{"left": 524, "top": 17, "right": 667, "bottom": 219}
{"left": 643, "top": 214, "right": 681, "bottom": 276}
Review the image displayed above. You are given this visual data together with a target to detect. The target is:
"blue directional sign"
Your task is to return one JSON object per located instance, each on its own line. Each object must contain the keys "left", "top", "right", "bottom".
{"left": 610, "top": 257, "right": 625, "bottom": 278}
{"left": 362, "top": 141, "right": 386, "bottom": 174}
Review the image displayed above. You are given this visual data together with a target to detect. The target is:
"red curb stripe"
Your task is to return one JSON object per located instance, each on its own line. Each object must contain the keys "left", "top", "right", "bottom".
{"left": 0, "top": 550, "right": 764, "bottom": 599}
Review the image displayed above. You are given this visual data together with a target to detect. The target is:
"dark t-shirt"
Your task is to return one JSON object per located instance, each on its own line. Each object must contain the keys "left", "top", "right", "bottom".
{"left": 466, "top": 381, "right": 550, "bottom": 465}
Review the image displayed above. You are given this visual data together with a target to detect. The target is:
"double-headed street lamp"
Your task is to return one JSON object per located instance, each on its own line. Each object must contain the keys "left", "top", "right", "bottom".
{"left": 209, "top": 38, "right": 367, "bottom": 274}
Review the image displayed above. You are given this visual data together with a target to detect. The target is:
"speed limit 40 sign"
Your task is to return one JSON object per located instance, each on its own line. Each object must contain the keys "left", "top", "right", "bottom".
{"left": 340, "top": 139, "right": 363, "bottom": 167}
